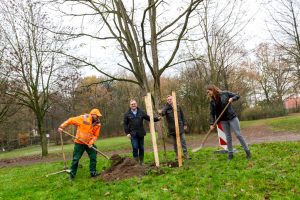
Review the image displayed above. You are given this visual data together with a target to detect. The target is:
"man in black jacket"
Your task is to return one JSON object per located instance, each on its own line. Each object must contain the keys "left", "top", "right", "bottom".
{"left": 159, "top": 95, "right": 189, "bottom": 160}
{"left": 123, "top": 99, "right": 160, "bottom": 164}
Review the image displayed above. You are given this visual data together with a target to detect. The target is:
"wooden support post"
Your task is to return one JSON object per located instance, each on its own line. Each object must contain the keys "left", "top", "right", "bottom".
{"left": 172, "top": 91, "right": 183, "bottom": 167}
{"left": 145, "top": 93, "right": 160, "bottom": 167}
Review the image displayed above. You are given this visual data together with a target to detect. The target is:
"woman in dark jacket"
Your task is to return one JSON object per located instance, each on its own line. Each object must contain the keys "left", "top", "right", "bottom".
{"left": 207, "top": 85, "right": 251, "bottom": 160}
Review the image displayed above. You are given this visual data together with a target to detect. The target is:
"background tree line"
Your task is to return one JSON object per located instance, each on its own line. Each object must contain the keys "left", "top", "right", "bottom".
{"left": 0, "top": 0, "right": 299, "bottom": 155}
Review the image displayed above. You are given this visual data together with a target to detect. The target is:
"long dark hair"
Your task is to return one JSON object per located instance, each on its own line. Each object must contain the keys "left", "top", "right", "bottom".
{"left": 207, "top": 85, "right": 222, "bottom": 100}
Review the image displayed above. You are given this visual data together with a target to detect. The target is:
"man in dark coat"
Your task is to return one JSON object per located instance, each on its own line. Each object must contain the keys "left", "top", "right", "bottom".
{"left": 159, "top": 95, "right": 189, "bottom": 159}
{"left": 123, "top": 99, "right": 160, "bottom": 164}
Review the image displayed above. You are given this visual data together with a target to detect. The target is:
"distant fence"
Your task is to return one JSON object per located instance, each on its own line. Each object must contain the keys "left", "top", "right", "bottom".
{"left": 0, "top": 133, "right": 74, "bottom": 152}
{"left": 0, "top": 136, "right": 40, "bottom": 152}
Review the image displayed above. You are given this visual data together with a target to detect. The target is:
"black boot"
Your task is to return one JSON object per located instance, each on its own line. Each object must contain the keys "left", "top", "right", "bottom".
{"left": 134, "top": 157, "right": 139, "bottom": 163}
{"left": 139, "top": 156, "right": 144, "bottom": 165}
{"left": 69, "top": 172, "right": 75, "bottom": 181}
{"left": 246, "top": 150, "right": 251, "bottom": 159}
{"left": 90, "top": 171, "right": 100, "bottom": 178}
{"left": 183, "top": 153, "right": 191, "bottom": 160}
{"left": 228, "top": 153, "right": 233, "bottom": 160}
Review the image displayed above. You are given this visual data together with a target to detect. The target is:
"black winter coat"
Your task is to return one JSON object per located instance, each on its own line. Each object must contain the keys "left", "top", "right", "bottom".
{"left": 209, "top": 91, "right": 240, "bottom": 125}
{"left": 123, "top": 107, "right": 159, "bottom": 137}
{"left": 161, "top": 104, "right": 187, "bottom": 135}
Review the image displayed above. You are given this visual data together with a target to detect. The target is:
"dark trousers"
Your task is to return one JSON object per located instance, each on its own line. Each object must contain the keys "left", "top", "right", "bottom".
{"left": 70, "top": 143, "right": 97, "bottom": 177}
{"left": 131, "top": 135, "right": 144, "bottom": 160}
{"left": 171, "top": 133, "right": 188, "bottom": 156}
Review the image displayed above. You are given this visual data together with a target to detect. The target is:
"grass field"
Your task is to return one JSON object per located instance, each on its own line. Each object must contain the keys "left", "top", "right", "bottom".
{"left": 2, "top": 113, "right": 300, "bottom": 160}
{"left": 1, "top": 114, "right": 300, "bottom": 199}
{"left": 240, "top": 113, "right": 300, "bottom": 131}
{"left": 0, "top": 142, "right": 300, "bottom": 199}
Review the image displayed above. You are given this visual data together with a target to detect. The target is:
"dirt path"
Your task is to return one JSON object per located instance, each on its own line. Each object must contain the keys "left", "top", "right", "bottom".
{"left": 188, "top": 125, "right": 300, "bottom": 149}
{"left": 1, "top": 125, "right": 299, "bottom": 168}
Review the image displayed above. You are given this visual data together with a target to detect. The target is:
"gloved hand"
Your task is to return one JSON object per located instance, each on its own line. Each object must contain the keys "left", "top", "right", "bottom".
{"left": 127, "top": 134, "right": 131, "bottom": 139}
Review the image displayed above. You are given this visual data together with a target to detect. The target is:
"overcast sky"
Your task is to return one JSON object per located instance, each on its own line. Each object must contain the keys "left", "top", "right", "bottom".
{"left": 50, "top": 0, "right": 273, "bottom": 77}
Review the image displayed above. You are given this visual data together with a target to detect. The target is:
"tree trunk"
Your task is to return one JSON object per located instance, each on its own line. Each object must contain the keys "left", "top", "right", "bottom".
{"left": 37, "top": 115, "right": 48, "bottom": 156}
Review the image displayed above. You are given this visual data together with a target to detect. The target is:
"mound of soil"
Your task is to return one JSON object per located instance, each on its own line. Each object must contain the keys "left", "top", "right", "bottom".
{"left": 100, "top": 154, "right": 146, "bottom": 182}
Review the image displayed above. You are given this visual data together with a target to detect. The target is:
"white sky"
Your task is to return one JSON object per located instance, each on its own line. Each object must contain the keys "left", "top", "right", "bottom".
{"left": 49, "top": 0, "right": 274, "bottom": 77}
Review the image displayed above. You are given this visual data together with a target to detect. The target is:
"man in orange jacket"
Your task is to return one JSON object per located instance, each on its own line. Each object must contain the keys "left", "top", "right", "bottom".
{"left": 58, "top": 108, "right": 102, "bottom": 180}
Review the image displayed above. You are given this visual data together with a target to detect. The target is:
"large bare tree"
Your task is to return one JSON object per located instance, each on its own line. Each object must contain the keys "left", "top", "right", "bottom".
{"left": 53, "top": 0, "right": 203, "bottom": 108}
{"left": 267, "top": 0, "right": 300, "bottom": 90}
{"left": 254, "top": 43, "right": 292, "bottom": 104}
{"left": 195, "top": 0, "right": 249, "bottom": 88}
{"left": 0, "top": 0, "right": 69, "bottom": 156}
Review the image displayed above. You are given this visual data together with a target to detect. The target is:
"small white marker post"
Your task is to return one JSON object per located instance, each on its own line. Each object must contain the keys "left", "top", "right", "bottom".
{"left": 145, "top": 93, "right": 160, "bottom": 167}
{"left": 172, "top": 91, "right": 183, "bottom": 167}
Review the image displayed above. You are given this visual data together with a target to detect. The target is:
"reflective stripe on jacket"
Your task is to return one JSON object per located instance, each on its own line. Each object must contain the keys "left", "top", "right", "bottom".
{"left": 60, "top": 114, "right": 101, "bottom": 145}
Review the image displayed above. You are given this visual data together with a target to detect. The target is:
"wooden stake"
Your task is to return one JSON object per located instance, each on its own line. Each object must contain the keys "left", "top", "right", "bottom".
{"left": 172, "top": 91, "right": 183, "bottom": 167}
{"left": 145, "top": 93, "right": 160, "bottom": 167}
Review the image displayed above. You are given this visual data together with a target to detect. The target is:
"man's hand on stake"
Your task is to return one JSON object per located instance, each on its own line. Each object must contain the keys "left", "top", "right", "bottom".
{"left": 210, "top": 125, "right": 215, "bottom": 131}
{"left": 157, "top": 109, "right": 163, "bottom": 115}
{"left": 88, "top": 144, "right": 93, "bottom": 148}
{"left": 228, "top": 98, "right": 233, "bottom": 103}
{"left": 184, "top": 125, "right": 188, "bottom": 131}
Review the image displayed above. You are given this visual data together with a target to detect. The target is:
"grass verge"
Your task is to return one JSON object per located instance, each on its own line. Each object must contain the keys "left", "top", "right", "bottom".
{"left": 0, "top": 142, "right": 300, "bottom": 199}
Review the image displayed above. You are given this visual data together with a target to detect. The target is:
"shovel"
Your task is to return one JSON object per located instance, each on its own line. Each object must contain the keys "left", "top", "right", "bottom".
{"left": 192, "top": 102, "right": 231, "bottom": 152}
{"left": 62, "top": 130, "right": 110, "bottom": 160}
{"left": 45, "top": 133, "right": 71, "bottom": 177}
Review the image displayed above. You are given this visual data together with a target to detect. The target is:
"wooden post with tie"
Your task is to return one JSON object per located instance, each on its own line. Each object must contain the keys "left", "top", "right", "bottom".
{"left": 172, "top": 91, "right": 183, "bottom": 167}
{"left": 145, "top": 93, "right": 160, "bottom": 167}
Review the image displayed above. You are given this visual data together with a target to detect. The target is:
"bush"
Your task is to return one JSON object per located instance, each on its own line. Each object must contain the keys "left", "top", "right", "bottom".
{"left": 241, "top": 104, "right": 287, "bottom": 120}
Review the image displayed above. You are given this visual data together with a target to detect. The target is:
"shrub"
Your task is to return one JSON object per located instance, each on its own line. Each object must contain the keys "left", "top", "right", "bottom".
{"left": 241, "top": 104, "right": 287, "bottom": 120}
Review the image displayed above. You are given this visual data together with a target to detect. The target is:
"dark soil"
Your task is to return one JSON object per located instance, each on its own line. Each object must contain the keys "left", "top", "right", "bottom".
{"left": 100, "top": 154, "right": 146, "bottom": 182}
{"left": 99, "top": 154, "right": 180, "bottom": 182}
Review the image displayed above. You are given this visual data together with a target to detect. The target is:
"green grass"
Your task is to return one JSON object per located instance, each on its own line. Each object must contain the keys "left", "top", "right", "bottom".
{"left": 240, "top": 113, "right": 300, "bottom": 132}
{"left": 266, "top": 114, "right": 300, "bottom": 132}
{"left": 1, "top": 142, "right": 300, "bottom": 199}
{"left": 1, "top": 113, "right": 300, "bottom": 160}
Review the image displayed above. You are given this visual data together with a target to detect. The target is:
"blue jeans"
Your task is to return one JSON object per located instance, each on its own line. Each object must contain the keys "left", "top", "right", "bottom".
{"left": 221, "top": 117, "right": 249, "bottom": 154}
{"left": 131, "top": 135, "right": 144, "bottom": 159}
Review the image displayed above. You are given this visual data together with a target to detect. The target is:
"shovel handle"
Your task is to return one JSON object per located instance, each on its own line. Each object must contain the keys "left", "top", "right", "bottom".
{"left": 192, "top": 102, "right": 231, "bottom": 152}
{"left": 62, "top": 130, "right": 110, "bottom": 160}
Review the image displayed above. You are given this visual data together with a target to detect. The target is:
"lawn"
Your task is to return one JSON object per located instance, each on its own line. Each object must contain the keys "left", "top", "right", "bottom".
{"left": 1, "top": 113, "right": 300, "bottom": 160}
{"left": 240, "top": 113, "right": 300, "bottom": 131}
{"left": 0, "top": 142, "right": 300, "bottom": 199}
{"left": 1, "top": 114, "right": 300, "bottom": 199}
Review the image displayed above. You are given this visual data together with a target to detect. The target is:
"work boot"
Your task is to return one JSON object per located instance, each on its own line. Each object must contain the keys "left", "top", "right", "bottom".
{"left": 228, "top": 153, "right": 233, "bottom": 160}
{"left": 69, "top": 173, "right": 75, "bottom": 181}
{"left": 139, "top": 157, "right": 144, "bottom": 165}
{"left": 134, "top": 157, "right": 139, "bottom": 163}
{"left": 90, "top": 171, "right": 100, "bottom": 178}
{"left": 183, "top": 154, "right": 191, "bottom": 160}
{"left": 245, "top": 150, "right": 251, "bottom": 159}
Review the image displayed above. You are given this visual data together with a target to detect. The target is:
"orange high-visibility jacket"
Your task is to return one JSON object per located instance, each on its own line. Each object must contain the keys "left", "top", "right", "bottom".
{"left": 59, "top": 114, "right": 101, "bottom": 145}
